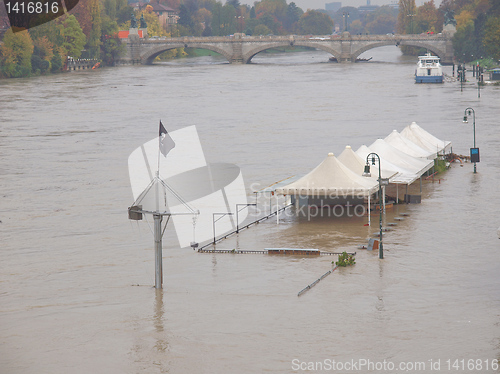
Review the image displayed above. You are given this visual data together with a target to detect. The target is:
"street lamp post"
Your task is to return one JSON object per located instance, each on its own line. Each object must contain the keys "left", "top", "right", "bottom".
{"left": 213, "top": 212, "right": 234, "bottom": 245}
{"left": 343, "top": 12, "right": 349, "bottom": 32}
{"left": 236, "top": 203, "right": 256, "bottom": 233}
{"left": 235, "top": 15, "right": 244, "bottom": 33}
{"left": 407, "top": 13, "right": 415, "bottom": 34}
{"left": 463, "top": 107, "right": 478, "bottom": 173}
{"left": 362, "top": 153, "right": 384, "bottom": 259}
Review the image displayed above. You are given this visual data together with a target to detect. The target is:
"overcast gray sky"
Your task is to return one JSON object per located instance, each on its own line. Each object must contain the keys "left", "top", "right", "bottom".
{"left": 240, "top": 0, "right": 443, "bottom": 11}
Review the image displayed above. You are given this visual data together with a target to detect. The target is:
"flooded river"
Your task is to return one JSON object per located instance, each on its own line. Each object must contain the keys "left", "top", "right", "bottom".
{"left": 1, "top": 47, "right": 500, "bottom": 373}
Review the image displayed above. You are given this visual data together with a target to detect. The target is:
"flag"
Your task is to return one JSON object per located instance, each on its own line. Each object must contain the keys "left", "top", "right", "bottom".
{"left": 159, "top": 121, "right": 175, "bottom": 157}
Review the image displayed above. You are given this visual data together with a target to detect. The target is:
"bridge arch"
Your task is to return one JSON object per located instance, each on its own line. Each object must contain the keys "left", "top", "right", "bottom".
{"left": 141, "top": 43, "right": 233, "bottom": 65}
{"left": 351, "top": 40, "right": 446, "bottom": 61}
{"left": 242, "top": 41, "right": 341, "bottom": 64}
{"left": 398, "top": 41, "right": 446, "bottom": 60}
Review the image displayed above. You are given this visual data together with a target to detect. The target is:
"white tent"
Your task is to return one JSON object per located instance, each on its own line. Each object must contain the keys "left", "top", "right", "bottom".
{"left": 400, "top": 122, "right": 452, "bottom": 154}
{"left": 368, "top": 139, "right": 434, "bottom": 177}
{"left": 276, "top": 153, "right": 378, "bottom": 197}
{"left": 338, "top": 145, "right": 398, "bottom": 181}
{"left": 384, "top": 130, "right": 436, "bottom": 160}
{"left": 356, "top": 145, "right": 421, "bottom": 185}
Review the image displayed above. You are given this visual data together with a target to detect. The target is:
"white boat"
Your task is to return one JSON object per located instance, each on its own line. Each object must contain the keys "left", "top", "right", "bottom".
{"left": 415, "top": 52, "right": 443, "bottom": 83}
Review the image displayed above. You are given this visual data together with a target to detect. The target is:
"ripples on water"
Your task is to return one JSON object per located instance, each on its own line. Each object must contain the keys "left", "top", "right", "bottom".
{"left": 1, "top": 47, "right": 500, "bottom": 373}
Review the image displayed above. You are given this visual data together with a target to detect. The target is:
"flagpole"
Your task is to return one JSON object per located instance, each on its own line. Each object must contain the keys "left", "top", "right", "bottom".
{"left": 155, "top": 121, "right": 162, "bottom": 288}
{"left": 157, "top": 120, "right": 162, "bottom": 180}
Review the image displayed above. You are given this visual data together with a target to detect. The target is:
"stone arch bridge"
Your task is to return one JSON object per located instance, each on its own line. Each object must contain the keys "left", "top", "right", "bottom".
{"left": 119, "top": 32, "right": 454, "bottom": 65}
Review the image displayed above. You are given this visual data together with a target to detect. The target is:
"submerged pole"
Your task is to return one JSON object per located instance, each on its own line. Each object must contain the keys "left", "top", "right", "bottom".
{"left": 276, "top": 194, "right": 279, "bottom": 225}
{"left": 153, "top": 213, "right": 163, "bottom": 289}
{"left": 368, "top": 194, "right": 371, "bottom": 226}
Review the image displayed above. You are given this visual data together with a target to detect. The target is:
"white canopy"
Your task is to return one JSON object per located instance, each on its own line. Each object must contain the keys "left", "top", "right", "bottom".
{"left": 400, "top": 122, "right": 452, "bottom": 154}
{"left": 384, "top": 130, "right": 436, "bottom": 160}
{"left": 338, "top": 145, "right": 398, "bottom": 181}
{"left": 276, "top": 153, "right": 379, "bottom": 197}
{"left": 356, "top": 145, "right": 419, "bottom": 184}
{"left": 368, "top": 139, "right": 434, "bottom": 177}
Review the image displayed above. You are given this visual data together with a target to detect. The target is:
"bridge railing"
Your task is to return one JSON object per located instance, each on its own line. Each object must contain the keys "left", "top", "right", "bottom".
{"left": 139, "top": 33, "right": 448, "bottom": 44}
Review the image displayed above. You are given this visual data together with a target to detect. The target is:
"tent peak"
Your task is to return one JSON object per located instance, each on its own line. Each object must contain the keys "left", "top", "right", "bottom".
{"left": 345, "top": 145, "right": 352, "bottom": 149}
{"left": 328, "top": 152, "right": 334, "bottom": 156}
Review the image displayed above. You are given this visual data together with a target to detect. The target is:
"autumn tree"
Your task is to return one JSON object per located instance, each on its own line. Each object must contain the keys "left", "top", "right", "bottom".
{"left": 415, "top": 0, "right": 439, "bottom": 32}
{"left": 0, "top": 29, "right": 34, "bottom": 78}
{"left": 397, "top": 0, "right": 417, "bottom": 33}
{"left": 298, "top": 10, "right": 333, "bottom": 35}
{"left": 363, "top": 6, "right": 397, "bottom": 34}
{"left": 70, "top": 0, "right": 93, "bottom": 37}
{"left": 140, "top": 8, "right": 168, "bottom": 36}
{"left": 33, "top": 36, "right": 54, "bottom": 62}
{"left": 349, "top": 19, "right": 364, "bottom": 34}
{"left": 195, "top": 7, "right": 213, "bottom": 35}
{"left": 483, "top": 15, "right": 500, "bottom": 60}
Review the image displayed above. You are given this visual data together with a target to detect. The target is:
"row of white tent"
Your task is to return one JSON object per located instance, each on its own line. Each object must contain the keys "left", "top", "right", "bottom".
{"left": 275, "top": 122, "right": 452, "bottom": 198}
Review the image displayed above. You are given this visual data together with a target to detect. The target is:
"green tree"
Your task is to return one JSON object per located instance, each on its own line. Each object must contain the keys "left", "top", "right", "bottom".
{"left": 298, "top": 10, "right": 333, "bottom": 35}
{"left": 253, "top": 23, "right": 272, "bottom": 35}
{"left": 211, "top": 2, "right": 224, "bottom": 35}
{"left": 50, "top": 53, "right": 63, "bottom": 73}
{"left": 58, "top": 14, "right": 86, "bottom": 58}
{"left": 178, "top": 4, "right": 194, "bottom": 31}
{"left": 250, "top": 6, "right": 256, "bottom": 18}
{"left": 104, "top": 0, "right": 117, "bottom": 19}
{"left": 452, "top": 20, "right": 475, "bottom": 61}
{"left": 227, "top": 0, "right": 240, "bottom": 9}
{"left": 258, "top": 13, "right": 280, "bottom": 34}
{"left": 284, "top": 2, "right": 302, "bottom": 32}
{"left": 0, "top": 29, "right": 34, "bottom": 78}
{"left": 100, "top": 16, "right": 125, "bottom": 65}
{"left": 87, "top": 0, "right": 102, "bottom": 59}
{"left": 31, "top": 54, "right": 50, "bottom": 75}
{"left": 116, "top": 3, "right": 133, "bottom": 25}
{"left": 489, "top": 0, "right": 500, "bottom": 16}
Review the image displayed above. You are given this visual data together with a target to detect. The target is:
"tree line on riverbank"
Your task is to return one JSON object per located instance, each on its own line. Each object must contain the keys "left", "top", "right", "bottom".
{"left": 0, "top": 0, "right": 126, "bottom": 78}
{"left": 397, "top": 0, "right": 500, "bottom": 64}
{"left": 1, "top": 0, "right": 499, "bottom": 78}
